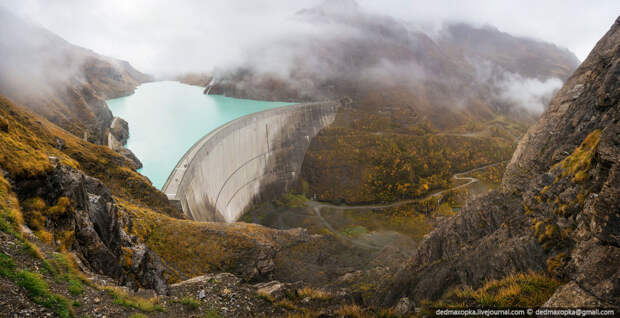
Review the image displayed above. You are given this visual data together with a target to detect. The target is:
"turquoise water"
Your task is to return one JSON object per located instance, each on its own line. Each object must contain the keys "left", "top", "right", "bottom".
{"left": 107, "top": 81, "right": 294, "bottom": 189}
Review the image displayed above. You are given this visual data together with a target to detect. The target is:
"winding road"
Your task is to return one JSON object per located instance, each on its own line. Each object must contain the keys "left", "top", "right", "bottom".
{"left": 306, "top": 161, "right": 505, "bottom": 249}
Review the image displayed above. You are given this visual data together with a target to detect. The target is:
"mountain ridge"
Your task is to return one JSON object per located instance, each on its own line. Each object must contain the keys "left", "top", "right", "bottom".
{"left": 0, "top": 7, "right": 152, "bottom": 145}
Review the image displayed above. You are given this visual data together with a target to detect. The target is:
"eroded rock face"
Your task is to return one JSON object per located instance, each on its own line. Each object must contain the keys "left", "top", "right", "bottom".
{"left": 110, "top": 117, "right": 130, "bottom": 147}
{"left": 376, "top": 17, "right": 620, "bottom": 308}
{"left": 502, "top": 17, "right": 620, "bottom": 195}
{"left": 117, "top": 148, "right": 143, "bottom": 170}
{"left": 14, "top": 164, "right": 168, "bottom": 294}
{"left": 108, "top": 117, "right": 143, "bottom": 169}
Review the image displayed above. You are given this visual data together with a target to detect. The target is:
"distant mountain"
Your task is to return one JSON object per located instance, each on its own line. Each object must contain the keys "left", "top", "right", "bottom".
{"left": 191, "top": 0, "right": 582, "bottom": 205}
{"left": 0, "top": 7, "right": 152, "bottom": 144}
{"left": 203, "top": 0, "right": 579, "bottom": 128}
{"left": 439, "top": 23, "right": 579, "bottom": 80}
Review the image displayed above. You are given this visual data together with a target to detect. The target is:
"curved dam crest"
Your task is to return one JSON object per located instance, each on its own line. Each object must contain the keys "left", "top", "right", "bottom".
{"left": 162, "top": 101, "right": 341, "bottom": 222}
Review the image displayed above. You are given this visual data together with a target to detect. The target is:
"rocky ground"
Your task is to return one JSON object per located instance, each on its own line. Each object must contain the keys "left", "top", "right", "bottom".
{"left": 0, "top": 226, "right": 397, "bottom": 318}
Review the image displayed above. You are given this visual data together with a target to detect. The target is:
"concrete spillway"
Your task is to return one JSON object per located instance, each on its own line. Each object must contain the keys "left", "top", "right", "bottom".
{"left": 162, "top": 101, "right": 341, "bottom": 222}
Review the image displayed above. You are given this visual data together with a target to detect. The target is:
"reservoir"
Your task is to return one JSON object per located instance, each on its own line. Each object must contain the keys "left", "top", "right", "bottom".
{"left": 107, "top": 81, "right": 294, "bottom": 189}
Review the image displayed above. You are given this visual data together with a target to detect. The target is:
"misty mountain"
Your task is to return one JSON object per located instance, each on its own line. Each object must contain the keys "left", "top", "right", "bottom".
{"left": 203, "top": 0, "right": 579, "bottom": 128}
{"left": 0, "top": 7, "right": 151, "bottom": 144}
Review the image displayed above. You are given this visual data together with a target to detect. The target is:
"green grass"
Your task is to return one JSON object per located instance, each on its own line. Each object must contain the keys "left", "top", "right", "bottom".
{"left": 128, "top": 314, "right": 148, "bottom": 318}
{"left": 275, "top": 193, "right": 308, "bottom": 208}
{"left": 0, "top": 252, "right": 16, "bottom": 277}
{"left": 44, "top": 253, "right": 85, "bottom": 296}
{"left": 16, "top": 270, "right": 72, "bottom": 317}
{"left": 0, "top": 253, "right": 73, "bottom": 317}
{"left": 68, "top": 277, "right": 84, "bottom": 296}
{"left": 203, "top": 308, "right": 223, "bottom": 318}
{"left": 105, "top": 287, "right": 165, "bottom": 312}
{"left": 341, "top": 225, "right": 369, "bottom": 237}
{"left": 174, "top": 296, "right": 201, "bottom": 310}
{"left": 0, "top": 253, "right": 72, "bottom": 318}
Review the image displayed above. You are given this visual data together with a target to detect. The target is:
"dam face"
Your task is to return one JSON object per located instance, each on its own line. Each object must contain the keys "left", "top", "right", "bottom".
{"left": 162, "top": 101, "right": 341, "bottom": 222}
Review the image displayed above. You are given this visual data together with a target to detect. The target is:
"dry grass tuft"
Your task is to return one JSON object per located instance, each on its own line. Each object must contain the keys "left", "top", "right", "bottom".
{"left": 442, "top": 271, "right": 561, "bottom": 308}
{"left": 104, "top": 286, "right": 164, "bottom": 312}
{"left": 553, "top": 129, "right": 601, "bottom": 183}
{"left": 297, "top": 287, "right": 332, "bottom": 301}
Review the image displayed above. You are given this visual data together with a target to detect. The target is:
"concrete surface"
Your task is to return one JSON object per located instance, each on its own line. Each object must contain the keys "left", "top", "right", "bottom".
{"left": 162, "top": 101, "right": 341, "bottom": 222}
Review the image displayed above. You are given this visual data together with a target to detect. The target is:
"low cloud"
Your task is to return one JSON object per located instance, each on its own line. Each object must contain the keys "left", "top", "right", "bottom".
{"left": 0, "top": 0, "right": 616, "bottom": 77}
{"left": 498, "top": 74, "right": 563, "bottom": 113}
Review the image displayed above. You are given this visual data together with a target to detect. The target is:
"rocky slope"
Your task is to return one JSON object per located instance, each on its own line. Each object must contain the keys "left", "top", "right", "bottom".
{"left": 375, "top": 17, "right": 619, "bottom": 310}
{"left": 0, "top": 7, "right": 152, "bottom": 145}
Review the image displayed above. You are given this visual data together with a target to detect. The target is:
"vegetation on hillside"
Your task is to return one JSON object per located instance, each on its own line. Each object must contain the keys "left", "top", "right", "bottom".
{"left": 420, "top": 272, "right": 561, "bottom": 313}
{"left": 0, "top": 95, "right": 180, "bottom": 217}
{"left": 301, "top": 109, "right": 521, "bottom": 204}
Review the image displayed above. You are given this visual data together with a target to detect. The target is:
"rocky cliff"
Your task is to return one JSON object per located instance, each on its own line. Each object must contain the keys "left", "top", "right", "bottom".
{"left": 376, "top": 17, "right": 619, "bottom": 310}
{"left": 0, "top": 8, "right": 152, "bottom": 145}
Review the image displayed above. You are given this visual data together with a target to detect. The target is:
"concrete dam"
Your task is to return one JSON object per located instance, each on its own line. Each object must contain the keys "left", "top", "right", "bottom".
{"left": 162, "top": 101, "right": 341, "bottom": 222}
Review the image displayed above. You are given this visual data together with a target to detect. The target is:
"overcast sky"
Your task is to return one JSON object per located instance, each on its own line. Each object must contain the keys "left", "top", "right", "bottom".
{"left": 1, "top": 0, "right": 617, "bottom": 76}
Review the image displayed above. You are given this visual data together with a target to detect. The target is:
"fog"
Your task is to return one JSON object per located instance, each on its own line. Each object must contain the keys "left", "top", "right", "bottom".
{"left": 1, "top": 0, "right": 617, "bottom": 77}
{"left": 499, "top": 75, "right": 564, "bottom": 113}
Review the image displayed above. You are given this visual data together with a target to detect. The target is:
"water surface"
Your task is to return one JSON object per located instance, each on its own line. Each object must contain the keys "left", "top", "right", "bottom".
{"left": 107, "top": 81, "right": 294, "bottom": 189}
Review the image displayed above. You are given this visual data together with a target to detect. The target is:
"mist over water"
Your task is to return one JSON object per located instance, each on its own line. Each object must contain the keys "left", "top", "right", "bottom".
{"left": 107, "top": 81, "right": 294, "bottom": 189}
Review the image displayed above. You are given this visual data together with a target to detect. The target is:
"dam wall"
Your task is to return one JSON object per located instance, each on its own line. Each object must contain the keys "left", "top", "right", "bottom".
{"left": 162, "top": 101, "right": 341, "bottom": 222}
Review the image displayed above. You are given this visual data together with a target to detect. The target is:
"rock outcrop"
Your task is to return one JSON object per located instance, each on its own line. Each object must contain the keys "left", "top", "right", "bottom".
{"left": 109, "top": 117, "right": 130, "bottom": 147}
{"left": 108, "top": 117, "right": 143, "bottom": 169}
{"left": 14, "top": 163, "right": 169, "bottom": 294}
{"left": 376, "top": 17, "right": 619, "bottom": 308}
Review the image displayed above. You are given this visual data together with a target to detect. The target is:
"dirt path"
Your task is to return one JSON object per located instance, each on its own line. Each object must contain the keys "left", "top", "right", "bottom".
{"left": 307, "top": 161, "right": 505, "bottom": 249}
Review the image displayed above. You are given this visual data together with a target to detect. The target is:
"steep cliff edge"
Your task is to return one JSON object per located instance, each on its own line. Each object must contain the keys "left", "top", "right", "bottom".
{"left": 0, "top": 8, "right": 152, "bottom": 145}
{"left": 377, "top": 17, "right": 619, "bottom": 310}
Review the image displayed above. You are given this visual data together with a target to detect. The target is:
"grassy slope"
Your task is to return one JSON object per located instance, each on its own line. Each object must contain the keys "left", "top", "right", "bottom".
{"left": 0, "top": 94, "right": 180, "bottom": 217}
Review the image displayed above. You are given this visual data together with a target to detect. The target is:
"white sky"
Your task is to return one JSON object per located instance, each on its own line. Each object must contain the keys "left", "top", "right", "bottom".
{"left": 1, "top": 0, "right": 617, "bottom": 76}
